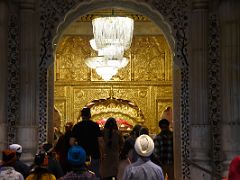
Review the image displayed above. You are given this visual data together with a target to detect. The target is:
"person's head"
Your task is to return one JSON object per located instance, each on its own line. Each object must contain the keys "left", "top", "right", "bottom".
{"left": 68, "top": 146, "right": 86, "bottom": 167}
{"left": 2, "top": 149, "right": 17, "bottom": 166}
{"left": 159, "top": 119, "right": 170, "bottom": 130}
{"left": 134, "top": 134, "right": 154, "bottom": 158}
{"left": 130, "top": 124, "right": 142, "bottom": 138}
{"left": 81, "top": 107, "right": 91, "bottom": 119}
{"left": 139, "top": 126, "right": 149, "bottom": 135}
{"left": 228, "top": 156, "right": 240, "bottom": 180}
{"left": 34, "top": 153, "right": 48, "bottom": 167}
{"left": 104, "top": 117, "right": 118, "bottom": 130}
{"left": 65, "top": 121, "right": 73, "bottom": 132}
{"left": 41, "top": 142, "right": 53, "bottom": 155}
{"left": 9, "top": 144, "right": 22, "bottom": 159}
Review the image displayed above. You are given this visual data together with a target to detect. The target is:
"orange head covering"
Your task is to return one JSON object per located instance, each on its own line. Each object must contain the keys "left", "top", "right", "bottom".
{"left": 2, "top": 149, "right": 17, "bottom": 166}
{"left": 228, "top": 156, "right": 240, "bottom": 180}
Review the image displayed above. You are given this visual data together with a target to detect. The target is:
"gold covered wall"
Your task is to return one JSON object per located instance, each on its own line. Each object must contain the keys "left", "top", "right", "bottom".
{"left": 54, "top": 35, "right": 173, "bottom": 134}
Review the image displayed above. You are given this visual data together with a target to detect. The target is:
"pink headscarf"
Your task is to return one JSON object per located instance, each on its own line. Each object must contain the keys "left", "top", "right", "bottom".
{"left": 228, "top": 156, "right": 240, "bottom": 180}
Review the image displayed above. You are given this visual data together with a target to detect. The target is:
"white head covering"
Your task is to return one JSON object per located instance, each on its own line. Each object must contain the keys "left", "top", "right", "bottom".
{"left": 134, "top": 134, "right": 154, "bottom": 157}
{"left": 9, "top": 144, "right": 22, "bottom": 153}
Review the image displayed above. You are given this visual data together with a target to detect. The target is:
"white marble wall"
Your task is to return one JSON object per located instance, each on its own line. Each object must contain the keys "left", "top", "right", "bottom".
{"left": 172, "top": 63, "right": 182, "bottom": 180}
{"left": 18, "top": 0, "right": 38, "bottom": 162}
{"left": 189, "top": 0, "right": 211, "bottom": 179}
{"left": 219, "top": 0, "right": 240, "bottom": 177}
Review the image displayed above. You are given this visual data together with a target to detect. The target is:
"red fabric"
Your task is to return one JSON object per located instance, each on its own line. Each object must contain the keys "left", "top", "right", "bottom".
{"left": 228, "top": 156, "right": 240, "bottom": 180}
{"left": 96, "top": 118, "right": 132, "bottom": 128}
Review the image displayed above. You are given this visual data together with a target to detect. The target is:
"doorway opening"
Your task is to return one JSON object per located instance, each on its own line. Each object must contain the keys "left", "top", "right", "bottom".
{"left": 39, "top": 1, "right": 187, "bottom": 178}
{"left": 53, "top": 9, "right": 173, "bottom": 137}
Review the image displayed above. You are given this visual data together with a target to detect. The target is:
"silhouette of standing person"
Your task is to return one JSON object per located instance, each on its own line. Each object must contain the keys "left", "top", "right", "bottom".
{"left": 9, "top": 144, "right": 30, "bottom": 178}
{"left": 55, "top": 121, "right": 73, "bottom": 174}
{"left": 70, "top": 107, "right": 103, "bottom": 179}
{"left": 153, "top": 119, "right": 174, "bottom": 180}
{"left": 100, "top": 117, "right": 123, "bottom": 180}
{"left": 60, "top": 146, "right": 97, "bottom": 180}
{"left": 122, "top": 134, "right": 164, "bottom": 180}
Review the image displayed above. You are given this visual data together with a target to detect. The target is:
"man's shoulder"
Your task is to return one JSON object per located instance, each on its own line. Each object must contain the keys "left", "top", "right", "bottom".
{"left": 16, "top": 160, "right": 29, "bottom": 166}
{"left": 87, "top": 120, "right": 100, "bottom": 129}
{"left": 73, "top": 122, "right": 81, "bottom": 127}
{"left": 78, "top": 119, "right": 97, "bottom": 125}
{"left": 158, "top": 130, "right": 173, "bottom": 136}
{"left": 14, "top": 160, "right": 30, "bottom": 171}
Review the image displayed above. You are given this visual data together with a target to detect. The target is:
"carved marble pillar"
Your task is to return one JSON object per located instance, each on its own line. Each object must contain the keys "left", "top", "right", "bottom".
{"left": 219, "top": 0, "right": 240, "bottom": 177}
{"left": 172, "top": 63, "right": 182, "bottom": 180}
{"left": 0, "top": 1, "right": 9, "bottom": 151}
{"left": 18, "top": 0, "right": 38, "bottom": 162}
{"left": 189, "top": 0, "right": 211, "bottom": 178}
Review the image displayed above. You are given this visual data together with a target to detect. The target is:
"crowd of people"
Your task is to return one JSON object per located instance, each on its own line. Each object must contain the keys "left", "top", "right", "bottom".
{"left": 0, "top": 107, "right": 176, "bottom": 180}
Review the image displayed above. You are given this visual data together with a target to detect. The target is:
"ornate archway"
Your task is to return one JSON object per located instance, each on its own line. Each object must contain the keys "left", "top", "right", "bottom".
{"left": 39, "top": 0, "right": 190, "bottom": 179}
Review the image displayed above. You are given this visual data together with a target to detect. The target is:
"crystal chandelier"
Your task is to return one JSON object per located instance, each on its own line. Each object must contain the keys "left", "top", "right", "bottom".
{"left": 85, "top": 16, "right": 134, "bottom": 81}
{"left": 92, "top": 17, "right": 134, "bottom": 50}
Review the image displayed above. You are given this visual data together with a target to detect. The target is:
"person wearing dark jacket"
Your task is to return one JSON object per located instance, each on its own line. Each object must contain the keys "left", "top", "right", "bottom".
{"left": 9, "top": 144, "right": 30, "bottom": 178}
{"left": 153, "top": 119, "right": 174, "bottom": 180}
{"left": 41, "top": 142, "right": 64, "bottom": 179}
{"left": 60, "top": 145, "right": 97, "bottom": 180}
{"left": 26, "top": 153, "right": 56, "bottom": 180}
{"left": 55, "top": 121, "right": 73, "bottom": 174}
{"left": 70, "top": 107, "right": 103, "bottom": 178}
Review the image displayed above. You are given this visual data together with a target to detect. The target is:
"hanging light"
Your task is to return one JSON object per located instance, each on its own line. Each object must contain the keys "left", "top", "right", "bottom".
{"left": 85, "top": 56, "right": 129, "bottom": 81}
{"left": 92, "top": 16, "right": 134, "bottom": 50}
{"left": 85, "top": 15, "right": 134, "bottom": 81}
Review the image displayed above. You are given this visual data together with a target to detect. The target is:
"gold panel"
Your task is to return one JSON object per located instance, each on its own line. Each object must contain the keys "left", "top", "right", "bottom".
{"left": 55, "top": 35, "right": 172, "bottom": 82}
{"left": 111, "top": 87, "right": 149, "bottom": 122}
{"left": 131, "top": 36, "right": 172, "bottom": 81}
{"left": 156, "top": 86, "right": 173, "bottom": 97}
{"left": 55, "top": 36, "right": 94, "bottom": 81}
{"left": 73, "top": 87, "right": 110, "bottom": 121}
{"left": 54, "top": 35, "right": 173, "bottom": 134}
{"left": 54, "top": 86, "right": 66, "bottom": 97}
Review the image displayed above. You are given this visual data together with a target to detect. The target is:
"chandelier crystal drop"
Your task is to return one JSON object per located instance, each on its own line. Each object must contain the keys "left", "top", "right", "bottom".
{"left": 96, "top": 66, "right": 118, "bottom": 81}
{"left": 92, "top": 17, "right": 134, "bottom": 50}
{"left": 90, "top": 39, "right": 125, "bottom": 59}
{"left": 85, "top": 57, "right": 129, "bottom": 69}
{"left": 85, "top": 56, "right": 129, "bottom": 80}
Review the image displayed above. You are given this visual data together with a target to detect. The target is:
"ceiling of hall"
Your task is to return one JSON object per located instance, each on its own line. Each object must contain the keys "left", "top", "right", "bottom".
{"left": 63, "top": 8, "right": 163, "bottom": 36}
